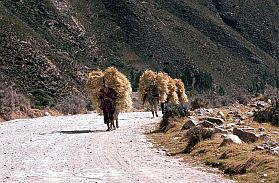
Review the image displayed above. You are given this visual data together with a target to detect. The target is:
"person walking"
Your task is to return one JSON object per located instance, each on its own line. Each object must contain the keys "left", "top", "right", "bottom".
{"left": 99, "top": 85, "right": 118, "bottom": 131}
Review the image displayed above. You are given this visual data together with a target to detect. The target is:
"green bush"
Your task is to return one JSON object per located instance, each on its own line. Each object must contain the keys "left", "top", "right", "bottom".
{"left": 31, "top": 89, "right": 54, "bottom": 109}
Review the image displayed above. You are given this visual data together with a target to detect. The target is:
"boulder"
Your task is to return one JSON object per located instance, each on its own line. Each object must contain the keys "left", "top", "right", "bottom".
{"left": 259, "top": 133, "right": 272, "bottom": 141}
{"left": 220, "top": 134, "right": 242, "bottom": 146}
{"left": 233, "top": 127, "right": 259, "bottom": 143}
{"left": 214, "top": 127, "right": 228, "bottom": 134}
{"left": 199, "top": 120, "right": 217, "bottom": 128}
{"left": 255, "top": 141, "right": 279, "bottom": 155}
{"left": 181, "top": 119, "right": 198, "bottom": 130}
{"left": 206, "top": 117, "right": 224, "bottom": 125}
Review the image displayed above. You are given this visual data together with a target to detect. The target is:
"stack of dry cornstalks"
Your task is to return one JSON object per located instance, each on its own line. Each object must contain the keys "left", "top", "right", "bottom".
{"left": 86, "top": 67, "right": 132, "bottom": 113}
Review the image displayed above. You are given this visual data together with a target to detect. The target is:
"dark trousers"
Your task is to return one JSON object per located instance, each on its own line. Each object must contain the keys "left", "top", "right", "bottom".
{"left": 103, "top": 110, "right": 115, "bottom": 124}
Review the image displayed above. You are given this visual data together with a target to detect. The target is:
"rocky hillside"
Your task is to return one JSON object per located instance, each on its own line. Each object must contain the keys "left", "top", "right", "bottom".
{"left": 0, "top": 0, "right": 278, "bottom": 110}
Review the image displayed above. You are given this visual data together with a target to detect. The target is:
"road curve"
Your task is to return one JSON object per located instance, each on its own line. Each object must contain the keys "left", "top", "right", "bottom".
{"left": 0, "top": 112, "right": 234, "bottom": 183}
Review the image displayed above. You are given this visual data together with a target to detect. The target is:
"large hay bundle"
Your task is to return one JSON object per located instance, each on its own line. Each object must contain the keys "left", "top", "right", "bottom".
{"left": 156, "top": 72, "right": 170, "bottom": 103}
{"left": 175, "top": 79, "right": 189, "bottom": 103}
{"left": 103, "top": 67, "right": 132, "bottom": 112}
{"left": 167, "top": 78, "right": 179, "bottom": 104}
{"left": 86, "top": 69, "right": 104, "bottom": 113}
{"left": 138, "top": 70, "right": 156, "bottom": 101}
{"left": 86, "top": 67, "right": 132, "bottom": 113}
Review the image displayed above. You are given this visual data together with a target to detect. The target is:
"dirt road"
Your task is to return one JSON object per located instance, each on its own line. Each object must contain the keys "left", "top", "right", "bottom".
{"left": 0, "top": 112, "right": 234, "bottom": 183}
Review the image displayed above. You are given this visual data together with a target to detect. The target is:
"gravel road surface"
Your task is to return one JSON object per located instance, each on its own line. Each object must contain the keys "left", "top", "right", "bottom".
{"left": 0, "top": 112, "right": 234, "bottom": 183}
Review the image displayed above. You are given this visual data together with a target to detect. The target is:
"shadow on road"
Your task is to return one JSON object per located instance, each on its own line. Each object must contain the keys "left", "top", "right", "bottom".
{"left": 54, "top": 129, "right": 108, "bottom": 134}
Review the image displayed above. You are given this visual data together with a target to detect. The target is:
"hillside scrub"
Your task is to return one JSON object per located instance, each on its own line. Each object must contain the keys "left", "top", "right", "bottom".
{"left": 1, "top": 0, "right": 279, "bottom": 111}
{"left": 0, "top": 85, "right": 32, "bottom": 120}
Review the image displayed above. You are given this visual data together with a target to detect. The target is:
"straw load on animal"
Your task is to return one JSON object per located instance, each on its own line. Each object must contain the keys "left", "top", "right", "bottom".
{"left": 175, "top": 79, "right": 189, "bottom": 103}
{"left": 167, "top": 78, "right": 179, "bottom": 104}
{"left": 86, "top": 67, "right": 132, "bottom": 113}
{"left": 138, "top": 69, "right": 157, "bottom": 102}
{"left": 155, "top": 72, "right": 170, "bottom": 103}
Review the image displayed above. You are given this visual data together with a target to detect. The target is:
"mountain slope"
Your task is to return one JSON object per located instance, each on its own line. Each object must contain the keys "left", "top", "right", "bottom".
{"left": 0, "top": 0, "right": 278, "bottom": 110}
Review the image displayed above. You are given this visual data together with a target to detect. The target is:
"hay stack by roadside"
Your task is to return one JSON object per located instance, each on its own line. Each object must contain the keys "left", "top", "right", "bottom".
{"left": 175, "top": 79, "right": 188, "bottom": 103}
{"left": 156, "top": 72, "right": 170, "bottom": 103}
{"left": 86, "top": 67, "right": 132, "bottom": 113}
{"left": 138, "top": 70, "right": 156, "bottom": 101}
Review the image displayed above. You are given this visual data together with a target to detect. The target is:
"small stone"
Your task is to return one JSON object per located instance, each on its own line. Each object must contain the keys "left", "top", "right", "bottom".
{"left": 217, "top": 111, "right": 225, "bottom": 118}
{"left": 207, "top": 109, "right": 214, "bottom": 114}
{"left": 259, "top": 127, "right": 265, "bottom": 132}
{"left": 236, "top": 121, "right": 246, "bottom": 125}
{"left": 243, "top": 126, "right": 255, "bottom": 131}
{"left": 44, "top": 112, "right": 51, "bottom": 116}
{"left": 246, "top": 111, "right": 254, "bottom": 116}
{"left": 206, "top": 117, "right": 224, "bottom": 125}
{"left": 166, "top": 152, "right": 174, "bottom": 156}
{"left": 255, "top": 145, "right": 265, "bottom": 150}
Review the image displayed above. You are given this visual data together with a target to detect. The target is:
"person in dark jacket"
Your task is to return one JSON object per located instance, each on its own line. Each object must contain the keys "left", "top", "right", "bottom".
{"left": 99, "top": 85, "right": 118, "bottom": 131}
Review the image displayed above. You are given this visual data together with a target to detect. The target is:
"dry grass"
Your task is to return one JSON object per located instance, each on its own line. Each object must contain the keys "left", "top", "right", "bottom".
{"left": 0, "top": 85, "right": 32, "bottom": 120}
{"left": 148, "top": 106, "right": 279, "bottom": 183}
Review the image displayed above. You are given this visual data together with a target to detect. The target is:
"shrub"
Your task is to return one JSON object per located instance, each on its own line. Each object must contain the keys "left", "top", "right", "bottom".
{"left": 183, "top": 126, "right": 215, "bottom": 153}
{"left": 0, "top": 85, "right": 32, "bottom": 120}
{"left": 253, "top": 98, "right": 279, "bottom": 126}
{"left": 55, "top": 94, "right": 87, "bottom": 115}
{"left": 31, "top": 89, "right": 54, "bottom": 109}
{"left": 160, "top": 103, "right": 190, "bottom": 131}
{"left": 191, "top": 97, "right": 209, "bottom": 110}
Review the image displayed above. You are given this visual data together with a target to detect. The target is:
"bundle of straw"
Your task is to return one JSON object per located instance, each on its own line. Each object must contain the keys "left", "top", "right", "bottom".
{"left": 86, "top": 69, "right": 105, "bottom": 113}
{"left": 155, "top": 72, "right": 170, "bottom": 103}
{"left": 138, "top": 70, "right": 156, "bottom": 102}
{"left": 103, "top": 67, "right": 132, "bottom": 112}
{"left": 86, "top": 67, "right": 132, "bottom": 113}
{"left": 167, "top": 78, "right": 179, "bottom": 104}
{"left": 175, "top": 79, "right": 188, "bottom": 103}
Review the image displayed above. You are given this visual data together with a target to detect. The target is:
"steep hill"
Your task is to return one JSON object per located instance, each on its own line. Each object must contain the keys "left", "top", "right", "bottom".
{"left": 0, "top": 0, "right": 278, "bottom": 110}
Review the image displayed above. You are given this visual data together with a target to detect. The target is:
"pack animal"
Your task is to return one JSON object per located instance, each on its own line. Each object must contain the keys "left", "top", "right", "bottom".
{"left": 143, "top": 84, "right": 159, "bottom": 118}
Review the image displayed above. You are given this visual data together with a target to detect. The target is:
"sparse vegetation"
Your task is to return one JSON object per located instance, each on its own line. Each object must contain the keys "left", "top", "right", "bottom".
{"left": 149, "top": 102, "right": 279, "bottom": 182}
{"left": 254, "top": 98, "right": 279, "bottom": 126}
{"left": 54, "top": 94, "right": 88, "bottom": 115}
{"left": 0, "top": 85, "right": 32, "bottom": 120}
{"left": 159, "top": 103, "right": 190, "bottom": 132}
